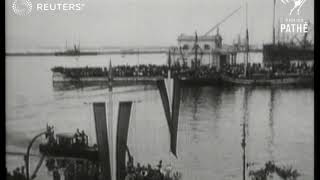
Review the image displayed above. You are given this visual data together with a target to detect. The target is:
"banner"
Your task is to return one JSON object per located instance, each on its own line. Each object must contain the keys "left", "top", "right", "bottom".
{"left": 116, "top": 101, "right": 133, "bottom": 180}
{"left": 157, "top": 78, "right": 181, "bottom": 157}
{"left": 93, "top": 102, "right": 111, "bottom": 180}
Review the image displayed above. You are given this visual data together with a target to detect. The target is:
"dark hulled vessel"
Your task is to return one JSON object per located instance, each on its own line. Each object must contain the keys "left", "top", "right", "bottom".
{"left": 263, "top": 43, "right": 314, "bottom": 64}
{"left": 54, "top": 42, "right": 98, "bottom": 56}
{"left": 262, "top": 0, "right": 314, "bottom": 65}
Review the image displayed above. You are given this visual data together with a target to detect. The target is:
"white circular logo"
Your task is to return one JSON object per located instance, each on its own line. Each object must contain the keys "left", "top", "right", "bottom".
{"left": 12, "top": 0, "right": 32, "bottom": 16}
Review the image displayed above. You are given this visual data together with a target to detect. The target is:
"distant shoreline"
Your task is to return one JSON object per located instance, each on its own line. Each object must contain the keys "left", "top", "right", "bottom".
{"left": 6, "top": 49, "right": 264, "bottom": 57}
{"left": 5, "top": 50, "right": 168, "bottom": 56}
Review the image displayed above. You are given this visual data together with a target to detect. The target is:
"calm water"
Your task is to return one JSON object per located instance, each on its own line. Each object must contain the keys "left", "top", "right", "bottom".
{"left": 6, "top": 55, "right": 314, "bottom": 180}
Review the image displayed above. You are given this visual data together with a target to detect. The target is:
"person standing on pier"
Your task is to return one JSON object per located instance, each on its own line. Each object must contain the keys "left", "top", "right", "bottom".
{"left": 53, "top": 169, "right": 61, "bottom": 180}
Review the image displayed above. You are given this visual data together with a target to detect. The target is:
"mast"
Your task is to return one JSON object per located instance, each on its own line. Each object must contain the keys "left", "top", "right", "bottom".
{"left": 272, "top": 0, "right": 276, "bottom": 45}
{"left": 168, "top": 50, "right": 172, "bottom": 79}
{"left": 194, "top": 32, "right": 198, "bottom": 71}
{"left": 108, "top": 59, "right": 113, "bottom": 92}
{"left": 137, "top": 48, "right": 140, "bottom": 67}
{"left": 244, "top": 2, "right": 249, "bottom": 78}
{"left": 277, "top": 19, "right": 280, "bottom": 44}
{"left": 241, "top": 88, "right": 249, "bottom": 180}
{"left": 241, "top": 118, "right": 246, "bottom": 180}
{"left": 107, "top": 59, "right": 115, "bottom": 180}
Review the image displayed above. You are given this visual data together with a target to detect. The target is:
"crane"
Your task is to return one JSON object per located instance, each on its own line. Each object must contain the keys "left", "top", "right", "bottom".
{"left": 203, "top": 6, "right": 242, "bottom": 36}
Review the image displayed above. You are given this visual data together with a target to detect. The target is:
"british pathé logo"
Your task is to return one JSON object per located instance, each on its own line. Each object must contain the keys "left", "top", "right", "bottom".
{"left": 12, "top": 0, "right": 33, "bottom": 16}
{"left": 280, "top": 0, "right": 307, "bottom": 15}
{"left": 280, "top": 18, "right": 308, "bottom": 33}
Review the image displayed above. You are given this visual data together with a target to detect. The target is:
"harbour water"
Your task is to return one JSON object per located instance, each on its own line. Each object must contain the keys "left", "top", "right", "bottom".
{"left": 6, "top": 54, "right": 313, "bottom": 180}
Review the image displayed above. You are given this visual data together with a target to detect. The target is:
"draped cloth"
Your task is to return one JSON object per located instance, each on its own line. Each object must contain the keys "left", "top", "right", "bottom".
{"left": 157, "top": 78, "right": 181, "bottom": 157}
{"left": 93, "top": 101, "right": 133, "bottom": 180}
{"left": 116, "top": 101, "right": 133, "bottom": 180}
{"left": 93, "top": 102, "right": 112, "bottom": 180}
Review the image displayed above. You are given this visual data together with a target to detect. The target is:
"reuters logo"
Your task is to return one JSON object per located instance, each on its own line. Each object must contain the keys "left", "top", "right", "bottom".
{"left": 12, "top": 0, "right": 33, "bottom": 16}
{"left": 280, "top": 0, "right": 307, "bottom": 16}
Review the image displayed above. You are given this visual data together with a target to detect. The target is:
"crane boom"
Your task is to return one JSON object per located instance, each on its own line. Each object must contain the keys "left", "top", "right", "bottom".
{"left": 203, "top": 6, "right": 242, "bottom": 36}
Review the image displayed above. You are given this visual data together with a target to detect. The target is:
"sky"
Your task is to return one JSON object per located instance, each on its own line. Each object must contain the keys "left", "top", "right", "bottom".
{"left": 6, "top": 0, "right": 314, "bottom": 51}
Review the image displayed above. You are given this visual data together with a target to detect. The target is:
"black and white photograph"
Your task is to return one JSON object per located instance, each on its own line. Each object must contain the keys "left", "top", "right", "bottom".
{"left": 5, "top": 0, "right": 314, "bottom": 180}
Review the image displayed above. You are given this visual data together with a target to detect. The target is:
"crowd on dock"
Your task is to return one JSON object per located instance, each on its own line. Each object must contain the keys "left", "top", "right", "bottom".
{"left": 46, "top": 158, "right": 100, "bottom": 180}
{"left": 43, "top": 157, "right": 181, "bottom": 180}
{"left": 113, "top": 65, "right": 168, "bottom": 77}
{"left": 6, "top": 167, "right": 27, "bottom": 180}
{"left": 249, "top": 161, "right": 300, "bottom": 180}
{"left": 52, "top": 61, "right": 313, "bottom": 80}
{"left": 52, "top": 64, "right": 218, "bottom": 79}
{"left": 124, "top": 159, "right": 182, "bottom": 180}
{"left": 6, "top": 152, "right": 181, "bottom": 180}
{"left": 40, "top": 127, "right": 181, "bottom": 180}
{"left": 52, "top": 65, "right": 169, "bottom": 78}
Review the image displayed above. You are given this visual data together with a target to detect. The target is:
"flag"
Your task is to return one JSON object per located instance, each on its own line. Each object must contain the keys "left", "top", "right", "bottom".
{"left": 108, "top": 60, "right": 113, "bottom": 91}
{"left": 93, "top": 102, "right": 111, "bottom": 180}
{"left": 157, "top": 78, "right": 181, "bottom": 157}
{"left": 93, "top": 101, "right": 133, "bottom": 180}
{"left": 116, "top": 101, "right": 133, "bottom": 180}
{"left": 168, "top": 50, "right": 172, "bottom": 69}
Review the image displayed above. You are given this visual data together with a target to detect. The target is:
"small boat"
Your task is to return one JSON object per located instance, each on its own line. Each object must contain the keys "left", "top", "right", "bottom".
{"left": 39, "top": 132, "right": 99, "bottom": 161}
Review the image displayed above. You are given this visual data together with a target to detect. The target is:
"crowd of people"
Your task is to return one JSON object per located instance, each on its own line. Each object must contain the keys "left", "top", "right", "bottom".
{"left": 52, "top": 61, "right": 313, "bottom": 80}
{"left": 124, "top": 160, "right": 182, "bottom": 180}
{"left": 46, "top": 158, "right": 101, "bottom": 180}
{"left": 249, "top": 161, "right": 300, "bottom": 180}
{"left": 6, "top": 167, "right": 27, "bottom": 180}
{"left": 52, "top": 65, "right": 170, "bottom": 78}
{"left": 45, "top": 127, "right": 89, "bottom": 148}
{"left": 52, "top": 64, "right": 218, "bottom": 79}
{"left": 113, "top": 64, "right": 167, "bottom": 77}
{"left": 43, "top": 157, "right": 181, "bottom": 180}
{"left": 73, "top": 129, "right": 89, "bottom": 147}
{"left": 41, "top": 126, "right": 181, "bottom": 180}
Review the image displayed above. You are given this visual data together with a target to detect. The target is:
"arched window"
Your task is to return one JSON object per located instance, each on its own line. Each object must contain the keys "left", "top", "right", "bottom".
{"left": 204, "top": 44, "right": 210, "bottom": 50}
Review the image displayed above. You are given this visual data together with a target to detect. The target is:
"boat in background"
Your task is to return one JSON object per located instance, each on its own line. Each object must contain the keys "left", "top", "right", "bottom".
{"left": 220, "top": 3, "right": 314, "bottom": 86}
{"left": 39, "top": 130, "right": 99, "bottom": 161}
{"left": 263, "top": 0, "right": 313, "bottom": 65}
{"left": 54, "top": 41, "right": 98, "bottom": 56}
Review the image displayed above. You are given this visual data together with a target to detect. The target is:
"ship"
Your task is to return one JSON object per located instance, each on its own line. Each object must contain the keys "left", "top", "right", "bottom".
{"left": 263, "top": 41, "right": 314, "bottom": 65}
{"left": 39, "top": 131, "right": 99, "bottom": 161}
{"left": 262, "top": 0, "right": 314, "bottom": 65}
{"left": 219, "top": 3, "right": 314, "bottom": 86}
{"left": 54, "top": 41, "right": 98, "bottom": 56}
